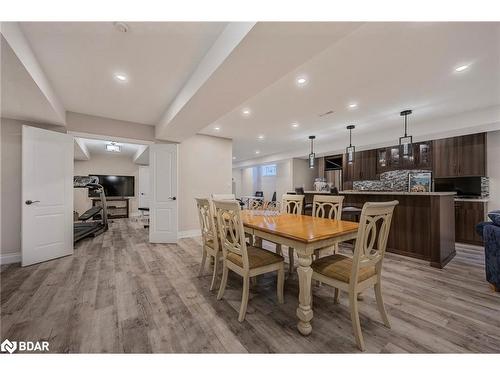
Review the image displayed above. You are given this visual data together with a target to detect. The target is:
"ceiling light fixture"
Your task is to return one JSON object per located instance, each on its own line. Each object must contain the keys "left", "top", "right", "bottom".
{"left": 399, "top": 109, "right": 413, "bottom": 159}
{"left": 346, "top": 125, "right": 355, "bottom": 164}
{"left": 348, "top": 103, "right": 358, "bottom": 109}
{"left": 257, "top": 135, "right": 264, "bottom": 140}
{"left": 291, "top": 122, "right": 299, "bottom": 128}
{"left": 242, "top": 108, "right": 251, "bottom": 117}
{"left": 106, "top": 142, "right": 121, "bottom": 153}
{"left": 232, "top": 156, "right": 236, "bottom": 160}
{"left": 296, "top": 76, "right": 308, "bottom": 86}
{"left": 214, "top": 126, "right": 221, "bottom": 131}
{"left": 455, "top": 64, "right": 469, "bottom": 72}
{"left": 255, "top": 150, "right": 260, "bottom": 155}
{"left": 308, "top": 135, "right": 316, "bottom": 169}
{"left": 114, "top": 73, "right": 128, "bottom": 82}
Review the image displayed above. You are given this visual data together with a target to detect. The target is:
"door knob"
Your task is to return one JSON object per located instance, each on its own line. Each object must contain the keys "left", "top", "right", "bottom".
{"left": 25, "top": 200, "right": 40, "bottom": 205}
{"left": 168, "top": 197, "right": 177, "bottom": 201}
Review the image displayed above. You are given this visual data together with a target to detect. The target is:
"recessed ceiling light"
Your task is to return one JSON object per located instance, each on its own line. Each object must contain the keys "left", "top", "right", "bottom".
{"left": 348, "top": 103, "right": 358, "bottom": 109}
{"left": 214, "top": 126, "right": 221, "bottom": 131}
{"left": 257, "top": 135, "right": 265, "bottom": 140}
{"left": 114, "top": 73, "right": 128, "bottom": 82}
{"left": 255, "top": 150, "right": 260, "bottom": 154}
{"left": 455, "top": 64, "right": 469, "bottom": 72}
{"left": 242, "top": 108, "right": 251, "bottom": 117}
{"left": 291, "top": 122, "right": 299, "bottom": 128}
{"left": 232, "top": 156, "right": 236, "bottom": 160}
{"left": 296, "top": 76, "right": 308, "bottom": 86}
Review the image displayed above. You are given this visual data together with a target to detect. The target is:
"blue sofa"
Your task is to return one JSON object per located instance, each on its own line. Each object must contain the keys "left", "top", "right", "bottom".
{"left": 476, "top": 219, "right": 500, "bottom": 292}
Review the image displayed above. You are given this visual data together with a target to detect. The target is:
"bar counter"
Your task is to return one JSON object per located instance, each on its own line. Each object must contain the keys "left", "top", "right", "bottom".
{"left": 340, "top": 190, "right": 457, "bottom": 268}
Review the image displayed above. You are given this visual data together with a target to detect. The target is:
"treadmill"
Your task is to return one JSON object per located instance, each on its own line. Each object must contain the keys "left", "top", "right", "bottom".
{"left": 73, "top": 176, "right": 109, "bottom": 243}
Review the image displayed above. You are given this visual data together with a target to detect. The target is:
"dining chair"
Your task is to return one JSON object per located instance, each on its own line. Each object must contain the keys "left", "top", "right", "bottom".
{"left": 312, "top": 195, "right": 345, "bottom": 257}
{"left": 210, "top": 193, "right": 252, "bottom": 243}
{"left": 281, "top": 194, "right": 304, "bottom": 273}
{"left": 310, "top": 200, "right": 398, "bottom": 351}
{"left": 195, "top": 198, "right": 221, "bottom": 291}
{"left": 213, "top": 200, "right": 285, "bottom": 322}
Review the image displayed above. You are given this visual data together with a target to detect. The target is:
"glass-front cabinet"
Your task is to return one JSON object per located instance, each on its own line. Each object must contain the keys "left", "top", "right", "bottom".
{"left": 376, "top": 141, "right": 432, "bottom": 173}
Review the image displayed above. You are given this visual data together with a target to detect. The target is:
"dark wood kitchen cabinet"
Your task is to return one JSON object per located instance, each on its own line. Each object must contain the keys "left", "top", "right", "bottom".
{"left": 455, "top": 200, "right": 486, "bottom": 245}
{"left": 376, "top": 141, "right": 432, "bottom": 173}
{"left": 433, "top": 133, "right": 486, "bottom": 178}
{"left": 343, "top": 150, "right": 377, "bottom": 185}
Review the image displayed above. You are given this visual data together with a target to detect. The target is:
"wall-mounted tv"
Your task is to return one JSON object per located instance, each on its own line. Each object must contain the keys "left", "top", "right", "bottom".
{"left": 88, "top": 175, "right": 135, "bottom": 197}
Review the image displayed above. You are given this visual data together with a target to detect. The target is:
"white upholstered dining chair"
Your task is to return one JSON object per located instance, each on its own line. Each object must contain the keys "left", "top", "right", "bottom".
{"left": 280, "top": 194, "right": 304, "bottom": 273}
{"left": 213, "top": 200, "right": 285, "bottom": 322}
{"left": 311, "top": 200, "right": 398, "bottom": 351}
{"left": 195, "top": 198, "right": 222, "bottom": 291}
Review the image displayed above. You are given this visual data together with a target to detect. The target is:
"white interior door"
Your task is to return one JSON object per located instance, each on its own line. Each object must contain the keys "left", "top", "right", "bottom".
{"left": 22, "top": 126, "right": 73, "bottom": 266}
{"left": 149, "top": 144, "right": 178, "bottom": 243}
{"left": 138, "top": 166, "right": 150, "bottom": 208}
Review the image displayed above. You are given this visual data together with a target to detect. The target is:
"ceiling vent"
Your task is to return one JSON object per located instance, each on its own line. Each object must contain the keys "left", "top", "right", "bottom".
{"left": 319, "top": 109, "right": 334, "bottom": 117}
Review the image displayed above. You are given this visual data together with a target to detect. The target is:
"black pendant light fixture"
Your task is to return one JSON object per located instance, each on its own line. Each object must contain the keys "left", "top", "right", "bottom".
{"left": 399, "top": 109, "right": 413, "bottom": 159}
{"left": 308, "top": 135, "right": 316, "bottom": 168}
{"left": 346, "top": 125, "right": 355, "bottom": 164}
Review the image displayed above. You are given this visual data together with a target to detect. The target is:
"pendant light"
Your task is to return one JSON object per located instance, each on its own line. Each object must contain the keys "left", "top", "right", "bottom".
{"left": 346, "top": 125, "right": 355, "bottom": 164}
{"left": 399, "top": 109, "right": 413, "bottom": 159}
{"left": 308, "top": 135, "right": 316, "bottom": 168}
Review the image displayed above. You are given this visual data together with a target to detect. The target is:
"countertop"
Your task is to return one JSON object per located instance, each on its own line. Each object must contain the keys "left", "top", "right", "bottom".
{"left": 338, "top": 190, "right": 457, "bottom": 196}
{"left": 454, "top": 198, "right": 489, "bottom": 203}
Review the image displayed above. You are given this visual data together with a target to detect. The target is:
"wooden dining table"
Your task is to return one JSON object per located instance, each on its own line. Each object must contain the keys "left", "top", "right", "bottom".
{"left": 241, "top": 210, "right": 359, "bottom": 336}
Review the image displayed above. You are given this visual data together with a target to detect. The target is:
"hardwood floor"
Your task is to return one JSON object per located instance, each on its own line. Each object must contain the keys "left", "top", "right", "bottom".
{"left": 1, "top": 218, "right": 499, "bottom": 353}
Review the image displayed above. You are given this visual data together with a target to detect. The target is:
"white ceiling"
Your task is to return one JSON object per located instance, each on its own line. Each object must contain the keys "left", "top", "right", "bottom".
{"left": 198, "top": 22, "right": 500, "bottom": 162}
{"left": 19, "top": 22, "right": 227, "bottom": 125}
{"left": 1, "top": 35, "right": 64, "bottom": 124}
{"left": 74, "top": 137, "right": 147, "bottom": 159}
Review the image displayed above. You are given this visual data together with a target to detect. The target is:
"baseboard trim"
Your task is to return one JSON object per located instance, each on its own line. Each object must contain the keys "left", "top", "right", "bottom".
{"left": 178, "top": 229, "right": 201, "bottom": 239}
{"left": 0, "top": 252, "right": 21, "bottom": 265}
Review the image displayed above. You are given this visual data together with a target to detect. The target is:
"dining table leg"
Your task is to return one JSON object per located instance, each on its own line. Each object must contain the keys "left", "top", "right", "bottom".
{"left": 296, "top": 252, "right": 313, "bottom": 336}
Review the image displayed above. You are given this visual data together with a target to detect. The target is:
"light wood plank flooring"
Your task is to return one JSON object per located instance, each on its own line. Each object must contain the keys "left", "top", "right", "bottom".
{"left": 1, "top": 218, "right": 499, "bottom": 353}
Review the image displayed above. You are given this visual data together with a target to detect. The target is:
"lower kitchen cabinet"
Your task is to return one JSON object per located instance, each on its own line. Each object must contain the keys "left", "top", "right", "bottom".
{"left": 455, "top": 200, "right": 486, "bottom": 245}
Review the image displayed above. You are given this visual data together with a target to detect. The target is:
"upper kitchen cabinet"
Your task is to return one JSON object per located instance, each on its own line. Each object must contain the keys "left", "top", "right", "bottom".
{"left": 433, "top": 133, "right": 486, "bottom": 178}
{"left": 376, "top": 141, "right": 432, "bottom": 173}
{"left": 343, "top": 150, "right": 377, "bottom": 182}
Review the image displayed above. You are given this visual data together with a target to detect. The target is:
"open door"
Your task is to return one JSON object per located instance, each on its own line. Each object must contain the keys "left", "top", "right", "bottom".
{"left": 138, "top": 166, "right": 150, "bottom": 208}
{"left": 22, "top": 126, "right": 74, "bottom": 266}
{"left": 149, "top": 144, "right": 178, "bottom": 243}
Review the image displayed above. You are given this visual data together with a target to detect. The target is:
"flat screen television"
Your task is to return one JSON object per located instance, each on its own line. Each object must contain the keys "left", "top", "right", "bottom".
{"left": 88, "top": 175, "right": 135, "bottom": 197}
{"left": 434, "top": 177, "right": 482, "bottom": 197}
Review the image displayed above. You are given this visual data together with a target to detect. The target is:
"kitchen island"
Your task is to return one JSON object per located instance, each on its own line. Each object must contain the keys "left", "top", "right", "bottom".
{"left": 340, "top": 190, "right": 457, "bottom": 268}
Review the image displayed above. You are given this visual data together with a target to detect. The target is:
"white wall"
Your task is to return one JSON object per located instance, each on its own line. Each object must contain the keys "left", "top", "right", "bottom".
{"left": 292, "top": 158, "right": 318, "bottom": 191}
{"left": 73, "top": 153, "right": 140, "bottom": 217}
{"left": 235, "top": 159, "right": 292, "bottom": 201}
{"left": 178, "top": 134, "right": 232, "bottom": 234}
{"left": 487, "top": 130, "right": 500, "bottom": 211}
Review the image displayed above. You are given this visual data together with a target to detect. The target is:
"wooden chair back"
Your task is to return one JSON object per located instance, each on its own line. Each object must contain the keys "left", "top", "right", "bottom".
{"left": 281, "top": 194, "right": 304, "bottom": 215}
{"left": 351, "top": 201, "right": 398, "bottom": 283}
{"left": 195, "top": 198, "right": 219, "bottom": 249}
{"left": 312, "top": 195, "right": 344, "bottom": 220}
{"left": 213, "top": 200, "right": 250, "bottom": 270}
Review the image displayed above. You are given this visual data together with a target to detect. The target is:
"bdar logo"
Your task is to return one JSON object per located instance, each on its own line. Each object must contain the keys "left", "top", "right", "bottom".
{"left": 1, "top": 339, "right": 17, "bottom": 354}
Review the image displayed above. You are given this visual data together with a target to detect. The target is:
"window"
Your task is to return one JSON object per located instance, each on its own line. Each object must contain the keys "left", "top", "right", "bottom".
{"left": 261, "top": 164, "right": 277, "bottom": 177}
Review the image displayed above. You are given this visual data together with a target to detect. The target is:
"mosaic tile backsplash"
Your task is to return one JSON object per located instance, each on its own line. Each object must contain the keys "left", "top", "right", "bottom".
{"left": 353, "top": 171, "right": 490, "bottom": 197}
{"left": 353, "top": 170, "right": 432, "bottom": 192}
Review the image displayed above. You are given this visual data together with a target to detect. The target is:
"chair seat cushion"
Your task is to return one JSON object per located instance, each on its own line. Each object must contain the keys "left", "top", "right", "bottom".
{"left": 226, "top": 246, "right": 283, "bottom": 269}
{"left": 312, "top": 254, "right": 375, "bottom": 283}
